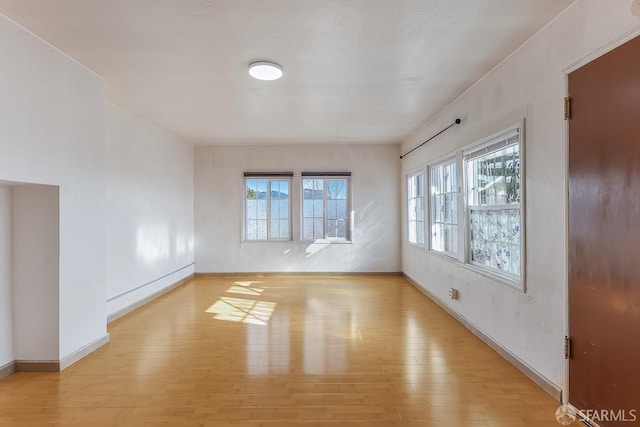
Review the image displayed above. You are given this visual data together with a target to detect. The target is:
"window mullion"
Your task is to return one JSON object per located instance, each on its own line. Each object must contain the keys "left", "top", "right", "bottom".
{"left": 323, "top": 180, "right": 328, "bottom": 239}
{"left": 266, "top": 179, "right": 272, "bottom": 240}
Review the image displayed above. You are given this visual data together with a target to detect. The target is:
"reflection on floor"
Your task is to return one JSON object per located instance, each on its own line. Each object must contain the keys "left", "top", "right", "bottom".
{"left": 0, "top": 275, "right": 562, "bottom": 426}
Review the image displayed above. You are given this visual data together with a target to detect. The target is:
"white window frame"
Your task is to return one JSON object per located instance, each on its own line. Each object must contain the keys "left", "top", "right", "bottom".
{"left": 428, "top": 157, "right": 458, "bottom": 258}
{"left": 463, "top": 122, "right": 525, "bottom": 290}
{"left": 244, "top": 176, "right": 292, "bottom": 242}
{"left": 301, "top": 175, "right": 351, "bottom": 243}
{"left": 406, "top": 170, "right": 425, "bottom": 246}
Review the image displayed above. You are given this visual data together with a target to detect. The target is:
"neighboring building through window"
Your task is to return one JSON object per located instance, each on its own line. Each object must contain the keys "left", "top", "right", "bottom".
{"left": 429, "top": 159, "right": 457, "bottom": 256}
{"left": 244, "top": 174, "right": 291, "bottom": 241}
{"left": 465, "top": 125, "right": 522, "bottom": 282}
{"left": 407, "top": 172, "right": 425, "bottom": 245}
{"left": 302, "top": 174, "right": 350, "bottom": 242}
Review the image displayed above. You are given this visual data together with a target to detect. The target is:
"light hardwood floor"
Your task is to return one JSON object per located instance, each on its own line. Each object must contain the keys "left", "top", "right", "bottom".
{"left": 0, "top": 276, "right": 564, "bottom": 426}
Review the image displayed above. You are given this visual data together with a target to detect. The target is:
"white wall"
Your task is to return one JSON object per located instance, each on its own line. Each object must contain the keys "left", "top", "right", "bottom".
{"left": 0, "top": 186, "right": 12, "bottom": 367}
{"left": 195, "top": 144, "right": 400, "bottom": 273}
{"left": 105, "top": 103, "right": 195, "bottom": 317}
{"left": 400, "top": 0, "right": 640, "bottom": 392}
{"left": 12, "top": 185, "right": 59, "bottom": 362}
{"left": 0, "top": 13, "right": 107, "bottom": 361}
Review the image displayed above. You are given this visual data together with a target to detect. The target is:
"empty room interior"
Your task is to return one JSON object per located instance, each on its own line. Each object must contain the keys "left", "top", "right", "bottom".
{"left": 1, "top": 1, "right": 640, "bottom": 426}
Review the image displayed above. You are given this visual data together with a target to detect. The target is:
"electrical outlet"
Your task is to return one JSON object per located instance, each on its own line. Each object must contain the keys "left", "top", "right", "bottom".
{"left": 632, "top": 0, "right": 640, "bottom": 16}
{"left": 448, "top": 288, "right": 459, "bottom": 300}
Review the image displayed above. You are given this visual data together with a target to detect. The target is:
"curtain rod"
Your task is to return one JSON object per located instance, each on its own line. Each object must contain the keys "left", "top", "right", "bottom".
{"left": 400, "top": 118, "right": 461, "bottom": 160}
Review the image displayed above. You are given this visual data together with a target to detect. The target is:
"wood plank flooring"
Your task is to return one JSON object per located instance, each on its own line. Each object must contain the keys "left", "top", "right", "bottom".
{"left": 0, "top": 275, "right": 564, "bottom": 426}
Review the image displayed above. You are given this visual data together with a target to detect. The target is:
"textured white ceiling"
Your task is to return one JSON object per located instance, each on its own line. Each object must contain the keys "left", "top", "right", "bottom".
{"left": 0, "top": 0, "right": 573, "bottom": 145}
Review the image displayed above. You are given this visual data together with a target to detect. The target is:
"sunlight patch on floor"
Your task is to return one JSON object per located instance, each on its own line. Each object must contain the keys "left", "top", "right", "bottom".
{"left": 226, "top": 285, "right": 265, "bottom": 296}
{"left": 206, "top": 296, "right": 276, "bottom": 325}
{"left": 233, "top": 281, "right": 262, "bottom": 287}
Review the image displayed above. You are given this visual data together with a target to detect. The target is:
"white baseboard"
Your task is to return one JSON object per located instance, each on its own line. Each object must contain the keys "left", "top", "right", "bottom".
{"left": 403, "top": 273, "right": 562, "bottom": 402}
{"left": 0, "top": 360, "right": 15, "bottom": 379}
{"left": 107, "top": 264, "right": 195, "bottom": 323}
{"left": 0, "top": 335, "right": 110, "bottom": 377}
{"left": 195, "top": 271, "right": 403, "bottom": 277}
{"left": 60, "top": 333, "right": 110, "bottom": 370}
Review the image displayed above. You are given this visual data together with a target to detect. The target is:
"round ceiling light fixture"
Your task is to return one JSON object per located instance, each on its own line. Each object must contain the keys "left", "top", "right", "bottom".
{"left": 248, "top": 61, "right": 283, "bottom": 81}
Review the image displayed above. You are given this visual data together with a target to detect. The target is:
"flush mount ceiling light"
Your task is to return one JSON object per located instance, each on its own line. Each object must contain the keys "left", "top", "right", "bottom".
{"left": 248, "top": 61, "right": 283, "bottom": 81}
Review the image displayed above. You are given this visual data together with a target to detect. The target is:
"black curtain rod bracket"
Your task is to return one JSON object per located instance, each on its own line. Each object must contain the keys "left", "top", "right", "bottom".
{"left": 400, "top": 118, "right": 461, "bottom": 160}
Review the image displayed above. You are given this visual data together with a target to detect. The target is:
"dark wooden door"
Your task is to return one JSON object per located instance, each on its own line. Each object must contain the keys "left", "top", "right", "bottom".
{"left": 568, "top": 35, "right": 640, "bottom": 426}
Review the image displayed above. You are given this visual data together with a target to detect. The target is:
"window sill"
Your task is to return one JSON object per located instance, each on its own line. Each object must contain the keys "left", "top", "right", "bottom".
{"left": 243, "top": 239, "right": 292, "bottom": 243}
{"left": 461, "top": 263, "right": 525, "bottom": 292}
{"left": 420, "top": 246, "right": 525, "bottom": 293}
{"left": 428, "top": 249, "right": 458, "bottom": 262}
{"left": 243, "top": 239, "right": 352, "bottom": 245}
{"left": 301, "top": 239, "right": 352, "bottom": 245}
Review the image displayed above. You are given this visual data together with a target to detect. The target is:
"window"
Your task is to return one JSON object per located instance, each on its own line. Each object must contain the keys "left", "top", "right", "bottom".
{"left": 244, "top": 175, "right": 291, "bottom": 241}
{"left": 407, "top": 172, "right": 425, "bottom": 245}
{"left": 302, "top": 175, "right": 350, "bottom": 242}
{"left": 465, "top": 125, "right": 522, "bottom": 281}
{"left": 429, "top": 159, "right": 457, "bottom": 256}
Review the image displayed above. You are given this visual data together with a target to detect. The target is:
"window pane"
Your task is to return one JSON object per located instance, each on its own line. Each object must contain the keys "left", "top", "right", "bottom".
{"left": 303, "top": 179, "right": 312, "bottom": 196}
{"left": 429, "top": 160, "right": 458, "bottom": 256}
{"left": 408, "top": 176, "right": 415, "bottom": 199}
{"left": 313, "top": 218, "right": 324, "bottom": 239}
{"left": 247, "top": 220, "right": 258, "bottom": 240}
{"left": 270, "top": 200, "right": 280, "bottom": 219}
{"left": 451, "top": 163, "right": 457, "bottom": 188}
{"left": 326, "top": 181, "right": 337, "bottom": 198}
{"left": 467, "top": 143, "right": 520, "bottom": 206}
{"left": 270, "top": 181, "right": 279, "bottom": 199}
{"left": 280, "top": 200, "right": 289, "bottom": 219}
{"left": 337, "top": 220, "right": 346, "bottom": 238}
{"left": 303, "top": 200, "right": 313, "bottom": 217}
{"left": 256, "top": 220, "right": 267, "bottom": 240}
{"left": 256, "top": 180, "right": 267, "bottom": 198}
{"left": 270, "top": 218, "right": 288, "bottom": 239}
{"left": 451, "top": 196, "right": 457, "bottom": 224}
{"left": 415, "top": 197, "right": 423, "bottom": 222}
{"left": 257, "top": 200, "right": 267, "bottom": 219}
{"left": 280, "top": 181, "right": 289, "bottom": 197}
{"left": 408, "top": 199, "right": 416, "bottom": 221}
{"left": 326, "top": 219, "right": 337, "bottom": 238}
{"left": 409, "top": 221, "right": 417, "bottom": 244}
{"left": 470, "top": 209, "right": 520, "bottom": 276}
{"left": 270, "top": 219, "right": 279, "bottom": 238}
{"left": 326, "top": 200, "right": 337, "bottom": 220}
{"left": 444, "top": 165, "right": 452, "bottom": 193}
{"left": 416, "top": 220, "right": 424, "bottom": 245}
{"left": 246, "top": 200, "right": 257, "bottom": 220}
{"left": 280, "top": 220, "right": 289, "bottom": 239}
{"left": 335, "top": 181, "right": 347, "bottom": 199}
{"left": 306, "top": 179, "right": 323, "bottom": 199}
{"left": 313, "top": 199, "right": 323, "bottom": 217}
{"left": 303, "top": 179, "right": 322, "bottom": 199}
{"left": 303, "top": 220, "right": 313, "bottom": 240}
{"left": 451, "top": 225, "right": 458, "bottom": 254}
{"left": 337, "top": 200, "right": 346, "bottom": 220}
{"left": 444, "top": 194, "right": 452, "bottom": 223}
{"left": 432, "top": 223, "right": 443, "bottom": 252}
{"left": 434, "top": 195, "right": 443, "bottom": 223}
{"left": 407, "top": 173, "right": 424, "bottom": 245}
{"left": 445, "top": 225, "right": 454, "bottom": 252}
